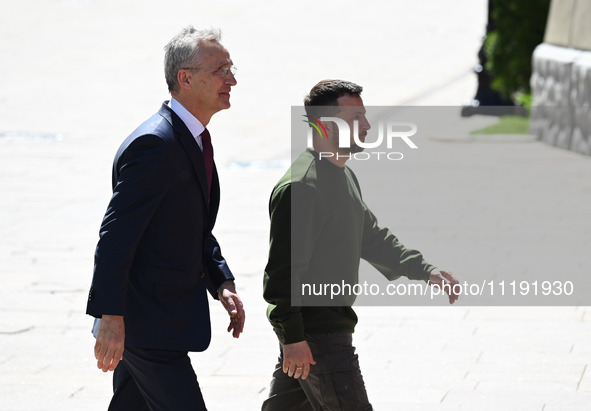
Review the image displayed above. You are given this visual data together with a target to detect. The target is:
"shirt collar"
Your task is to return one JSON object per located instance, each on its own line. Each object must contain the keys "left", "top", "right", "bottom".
{"left": 169, "top": 97, "right": 205, "bottom": 139}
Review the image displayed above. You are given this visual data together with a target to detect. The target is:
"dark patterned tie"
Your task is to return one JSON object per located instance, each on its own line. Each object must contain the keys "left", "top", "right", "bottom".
{"left": 201, "top": 128, "right": 214, "bottom": 196}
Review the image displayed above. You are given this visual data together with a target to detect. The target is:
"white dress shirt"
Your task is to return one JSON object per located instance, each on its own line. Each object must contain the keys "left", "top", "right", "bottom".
{"left": 169, "top": 98, "right": 205, "bottom": 150}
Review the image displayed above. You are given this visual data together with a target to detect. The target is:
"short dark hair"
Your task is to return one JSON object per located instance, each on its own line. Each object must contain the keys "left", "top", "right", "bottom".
{"left": 304, "top": 79, "right": 363, "bottom": 118}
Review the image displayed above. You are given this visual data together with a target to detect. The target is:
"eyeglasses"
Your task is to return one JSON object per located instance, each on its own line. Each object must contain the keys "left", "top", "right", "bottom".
{"left": 181, "top": 65, "right": 237, "bottom": 77}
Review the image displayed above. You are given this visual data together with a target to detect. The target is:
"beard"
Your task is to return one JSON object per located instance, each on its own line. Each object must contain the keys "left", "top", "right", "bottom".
{"left": 331, "top": 131, "right": 366, "bottom": 155}
{"left": 337, "top": 143, "right": 364, "bottom": 155}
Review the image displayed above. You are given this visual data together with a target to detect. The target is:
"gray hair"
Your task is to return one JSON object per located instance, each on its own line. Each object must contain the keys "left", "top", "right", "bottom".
{"left": 164, "top": 26, "right": 222, "bottom": 93}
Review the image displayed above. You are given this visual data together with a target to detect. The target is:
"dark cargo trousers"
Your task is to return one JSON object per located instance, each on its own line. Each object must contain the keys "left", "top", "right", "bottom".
{"left": 262, "top": 331, "right": 373, "bottom": 411}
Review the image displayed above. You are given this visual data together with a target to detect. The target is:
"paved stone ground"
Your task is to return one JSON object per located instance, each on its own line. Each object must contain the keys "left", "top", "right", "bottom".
{"left": 1, "top": 1, "right": 590, "bottom": 410}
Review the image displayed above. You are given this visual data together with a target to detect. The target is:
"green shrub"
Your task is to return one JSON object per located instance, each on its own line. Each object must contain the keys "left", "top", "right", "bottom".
{"left": 485, "top": 0, "right": 551, "bottom": 101}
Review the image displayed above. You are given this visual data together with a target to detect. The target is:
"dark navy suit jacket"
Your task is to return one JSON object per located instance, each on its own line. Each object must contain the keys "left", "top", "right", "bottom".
{"left": 86, "top": 102, "right": 234, "bottom": 352}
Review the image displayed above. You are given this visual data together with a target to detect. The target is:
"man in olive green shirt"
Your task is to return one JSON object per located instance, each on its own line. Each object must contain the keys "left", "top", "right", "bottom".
{"left": 262, "top": 80, "right": 459, "bottom": 410}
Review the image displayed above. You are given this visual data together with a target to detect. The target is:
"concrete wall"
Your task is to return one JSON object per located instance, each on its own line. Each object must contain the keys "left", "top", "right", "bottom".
{"left": 544, "top": 0, "right": 591, "bottom": 50}
{"left": 530, "top": 0, "right": 591, "bottom": 155}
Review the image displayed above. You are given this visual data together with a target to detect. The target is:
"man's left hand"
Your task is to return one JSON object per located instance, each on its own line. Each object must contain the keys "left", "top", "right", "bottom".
{"left": 428, "top": 269, "right": 459, "bottom": 305}
{"left": 218, "top": 281, "right": 245, "bottom": 338}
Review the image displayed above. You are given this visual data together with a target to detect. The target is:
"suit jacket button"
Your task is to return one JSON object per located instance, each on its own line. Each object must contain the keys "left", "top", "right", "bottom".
{"left": 88, "top": 289, "right": 95, "bottom": 301}
{"left": 200, "top": 272, "right": 205, "bottom": 279}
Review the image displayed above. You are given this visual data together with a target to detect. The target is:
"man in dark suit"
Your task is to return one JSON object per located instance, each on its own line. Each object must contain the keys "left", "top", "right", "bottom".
{"left": 86, "top": 26, "right": 245, "bottom": 410}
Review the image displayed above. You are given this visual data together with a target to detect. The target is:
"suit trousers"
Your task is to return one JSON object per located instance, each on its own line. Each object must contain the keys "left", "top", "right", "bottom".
{"left": 108, "top": 345, "right": 206, "bottom": 411}
{"left": 262, "top": 331, "right": 373, "bottom": 411}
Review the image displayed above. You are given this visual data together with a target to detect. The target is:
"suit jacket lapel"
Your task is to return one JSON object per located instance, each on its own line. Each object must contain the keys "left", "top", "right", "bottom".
{"left": 158, "top": 103, "right": 209, "bottom": 205}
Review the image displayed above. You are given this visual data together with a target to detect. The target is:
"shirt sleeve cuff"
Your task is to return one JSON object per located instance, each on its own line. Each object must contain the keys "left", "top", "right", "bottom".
{"left": 279, "top": 315, "right": 306, "bottom": 344}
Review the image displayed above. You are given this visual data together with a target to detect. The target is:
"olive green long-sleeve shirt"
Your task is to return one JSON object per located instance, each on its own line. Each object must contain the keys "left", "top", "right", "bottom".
{"left": 263, "top": 149, "right": 435, "bottom": 344}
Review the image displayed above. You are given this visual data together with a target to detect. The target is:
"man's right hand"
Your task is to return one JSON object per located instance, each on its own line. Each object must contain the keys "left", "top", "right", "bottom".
{"left": 94, "top": 314, "right": 125, "bottom": 372}
{"left": 428, "top": 269, "right": 460, "bottom": 305}
{"left": 282, "top": 340, "right": 316, "bottom": 380}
